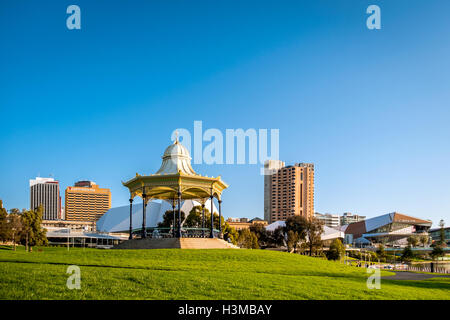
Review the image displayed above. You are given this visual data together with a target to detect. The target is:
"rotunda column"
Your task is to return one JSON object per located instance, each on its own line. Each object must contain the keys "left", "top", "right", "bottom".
{"left": 129, "top": 198, "right": 133, "bottom": 240}
{"left": 201, "top": 203, "right": 205, "bottom": 238}
{"left": 172, "top": 199, "right": 176, "bottom": 238}
{"left": 218, "top": 199, "right": 222, "bottom": 237}
{"left": 142, "top": 192, "right": 147, "bottom": 239}
{"left": 210, "top": 193, "right": 214, "bottom": 238}
{"left": 177, "top": 188, "right": 182, "bottom": 238}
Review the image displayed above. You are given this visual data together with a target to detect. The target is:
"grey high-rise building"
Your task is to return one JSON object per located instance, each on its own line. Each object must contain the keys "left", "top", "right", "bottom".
{"left": 30, "top": 177, "right": 61, "bottom": 220}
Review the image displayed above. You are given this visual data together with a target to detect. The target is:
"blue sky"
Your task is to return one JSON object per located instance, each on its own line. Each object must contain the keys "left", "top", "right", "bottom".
{"left": 1, "top": 1, "right": 449, "bottom": 227}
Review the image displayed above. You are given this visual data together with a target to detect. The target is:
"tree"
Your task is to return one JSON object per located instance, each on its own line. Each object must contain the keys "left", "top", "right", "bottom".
{"left": 327, "top": 238, "right": 345, "bottom": 261}
{"left": 401, "top": 246, "right": 414, "bottom": 262}
{"left": 237, "top": 228, "right": 259, "bottom": 249}
{"left": 419, "top": 235, "right": 429, "bottom": 247}
{"left": 286, "top": 230, "right": 300, "bottom": 253}
{"left": 438, "top": 219, "right": 446, "bottom": 246}
{"left": 376, "top": 244, "right": 386, "bottom": 259}
{"left": 222, "top": 223, "right": 238, "bottom": 245}
{"left": 407, "top": 235, "right": 419, "bottom": 248}
{"left": 284, "top": 215, "right": 310, "bottom": 253}
{"left": 184, "top": 206, "right": 204, "bottom": 228}
{"left": 430, "top": 246, "right": 444, "bottom": 261}
{"left": 8, "top": 213, "right": 22, "bottom": 251}
{"left": 20, "top": 205, "right": 47, "bottom": 251}
{"left": 249, "top": 223, "right": 270, "bottom": 248}
{"left": 205, "top": 212, "right": 224, "bottom": 231}
{"left": 305, "top": 217, "right": 324, "bottom": 256}
{"left": 158, "top": 210, "right": 186, "bottom": 230}
{"left": 0, "top": 200, "right": 8, "bottom": 242}
{"left": 284, "top": 216, "right": 308, "bottom": 241}
{"left": 9, "top": 208, "right": 21, "bottom": 215}
{"left": 266, "top": 227, "right": 285, "bottom": 248}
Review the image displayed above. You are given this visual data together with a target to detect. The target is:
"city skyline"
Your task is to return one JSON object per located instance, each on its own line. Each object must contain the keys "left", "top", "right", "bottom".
{"left": 1, "top": 1, "right": 450, "bottom": 227}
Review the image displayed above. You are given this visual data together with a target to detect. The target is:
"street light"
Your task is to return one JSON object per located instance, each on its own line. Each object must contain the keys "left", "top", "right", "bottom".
{"left": 66, "top": 227, "right": 70, "bottom": 251}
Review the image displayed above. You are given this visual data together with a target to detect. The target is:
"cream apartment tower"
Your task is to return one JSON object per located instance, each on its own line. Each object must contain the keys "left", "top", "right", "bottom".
{"left": 264, "top": 160, "right": 314, "bottom": 224}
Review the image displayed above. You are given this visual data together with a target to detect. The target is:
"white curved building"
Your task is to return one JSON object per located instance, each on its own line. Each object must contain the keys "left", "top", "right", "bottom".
{"left": 96, "top": 199, "right": 218, "bottom": 233}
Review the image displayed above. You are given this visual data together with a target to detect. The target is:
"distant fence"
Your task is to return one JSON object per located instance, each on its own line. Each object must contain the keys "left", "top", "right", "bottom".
{"left": 397, "top": 264, "right": 450, "bottom": 274}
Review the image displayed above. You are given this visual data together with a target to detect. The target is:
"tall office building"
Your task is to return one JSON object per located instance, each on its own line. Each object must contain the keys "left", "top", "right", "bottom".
{"left": 65, "top": 181, "right": 111, "bottom": 222}
{"left": 30, "top": 177, "right": 61, "bottom": 220}
{"left": 264, "top": 161, "right": 314, "bottom": 224}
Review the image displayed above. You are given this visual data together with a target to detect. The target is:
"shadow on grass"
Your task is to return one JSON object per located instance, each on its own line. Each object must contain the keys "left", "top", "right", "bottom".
{"left": 382, "top": 278, "right": 450, "bottom": 291}
{"left": 0, "top": 245, "right": 15, "bottom": 251}
{"left": 0, "top": 259, "right": 177, "bottom": 272}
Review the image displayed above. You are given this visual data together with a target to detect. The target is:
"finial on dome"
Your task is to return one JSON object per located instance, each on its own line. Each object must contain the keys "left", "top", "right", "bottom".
{"left": 175, "top": 130, "right": 179, "bottom": 144}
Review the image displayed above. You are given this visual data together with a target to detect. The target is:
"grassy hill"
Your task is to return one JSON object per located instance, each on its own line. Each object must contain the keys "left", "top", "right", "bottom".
{"left": 0, "top": 246, "right": 448, "bottom": 300}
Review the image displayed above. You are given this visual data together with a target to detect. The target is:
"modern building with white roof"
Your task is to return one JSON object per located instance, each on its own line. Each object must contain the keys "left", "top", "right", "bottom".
{"left": 343, "top": 212, "right": 432, "bottom": 247}
{"left": 96, "top": 199, "right": 218, "bottom": 234}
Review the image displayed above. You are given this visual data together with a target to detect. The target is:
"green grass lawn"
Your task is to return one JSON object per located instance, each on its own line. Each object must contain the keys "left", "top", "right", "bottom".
{"left": 0, "top": 246, "right": 449, "bottom": 300}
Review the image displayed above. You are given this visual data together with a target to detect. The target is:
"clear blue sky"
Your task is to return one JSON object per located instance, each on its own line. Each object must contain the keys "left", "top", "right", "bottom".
{"left": 1, "top": 1, "right": 449, "bottom": 227}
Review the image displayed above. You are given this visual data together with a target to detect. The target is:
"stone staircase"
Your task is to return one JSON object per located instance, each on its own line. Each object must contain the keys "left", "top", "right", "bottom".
{"left": 113, "top": 238, "right": 239, "bottom": 249}
{"left": 180, "top": 238, "right": 239, "bottom": 249}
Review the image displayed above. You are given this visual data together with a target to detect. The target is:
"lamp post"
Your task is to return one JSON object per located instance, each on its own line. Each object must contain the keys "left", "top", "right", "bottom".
{"left": 66, "top": 227, "right": 70, "bottom": 251}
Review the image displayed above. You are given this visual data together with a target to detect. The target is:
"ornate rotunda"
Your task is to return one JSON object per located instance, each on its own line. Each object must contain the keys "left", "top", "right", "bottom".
{"left": 122, "top": 136, "right": 228, "bottom": 239}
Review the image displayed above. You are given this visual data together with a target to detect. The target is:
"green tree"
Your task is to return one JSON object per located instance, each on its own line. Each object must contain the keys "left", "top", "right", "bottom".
{"left": 158, "top": 210, "right": 186, "bottom": 229}
{"left": 419, "top": 235, "right": 429, "bottom": 247}
{"left": 205, "top": 212, "right": 224, "bottom": 231}
{"left": 184, "top": 206, "right": 205, "bottom": 228}
{"left": 430, "top": 246, "right": 444, "bottom": 261}
{"left": 327, "top": 238, "right": 345, "bottom": 261}
{"left": 8, "top": 213, "right": 22, "bottom": 250}
{"left": 376, "top": 244, "right": 386, "bottom": 259}
{"left": 266, "top": 227, "right": 285, "bottom": 248}
{"left": 284, "top": 216, "right": 308, "bottom": 241}
{"left": 305, "top": 217, "right": 324, "bottom": 256}
{"left": 20, "top": 205, "right": 47, "bottom": 251}
{"left": 438, "top": 219, "right": 446, "bottom": 246}
{"left": 222, "top": 223, "right": 238, "bottom": 245}
{"left": 237, "top": 228, "right": 259, "bottom": 249}
{"left": 401, "top": 246, "right": 414, "bottom": 262}
{"left": 0, "top": 200, "right": 8, "bottom": 242}
{"left": 407, "top": 235, "right": 419, "bottom": 247}
{"left": 249, "top": 223, "right": 270, "bottom": 248}
{"left": 286, "top": 230, "right": 300, "bottom": 253}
